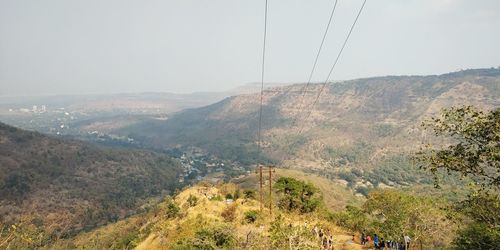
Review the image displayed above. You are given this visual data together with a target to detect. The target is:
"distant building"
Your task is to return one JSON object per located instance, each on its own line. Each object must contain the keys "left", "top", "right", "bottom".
{"left": 32, "top": 105, "right": 37, "bottom": 112}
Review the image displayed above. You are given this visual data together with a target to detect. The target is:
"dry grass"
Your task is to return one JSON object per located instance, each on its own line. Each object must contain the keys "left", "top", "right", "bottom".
{"left": 135, "top": 184, "right": 364, "bottom": 250}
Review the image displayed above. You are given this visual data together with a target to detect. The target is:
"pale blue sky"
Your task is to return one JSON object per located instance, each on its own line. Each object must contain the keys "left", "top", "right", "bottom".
{"left": 1, "top": 0, "right": 499, "bottom": 95}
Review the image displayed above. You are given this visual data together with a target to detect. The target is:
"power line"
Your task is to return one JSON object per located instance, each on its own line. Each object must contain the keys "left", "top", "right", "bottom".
{"left": 257, "top": 0, "right": 268, "bottom": 157}
{"left": 257, "top": 0, "right": 268, "bottom": 213}
{"left": 292, "top": 0, "right": 339, "bottom": 128}
{"left": 298, "top": 0, "right": 367, "bottom": 134}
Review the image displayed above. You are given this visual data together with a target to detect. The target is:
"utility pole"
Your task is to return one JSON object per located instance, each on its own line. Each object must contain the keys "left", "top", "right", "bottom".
{"left": 259, "top": 165, "right": 263, "bottom": 213}
{"left": 268, "top": 165, "right": 275, "bottom": 215}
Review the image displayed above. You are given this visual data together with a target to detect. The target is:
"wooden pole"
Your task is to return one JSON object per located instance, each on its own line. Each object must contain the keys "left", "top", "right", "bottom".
{"left": 269, "top": 166, "right": 272, "bottom": 215}
{"left": 259, "top": 165, "right": 263, "bottom": 213}
{"left": 268, "top": 166, "right": 275, "bottom": 215}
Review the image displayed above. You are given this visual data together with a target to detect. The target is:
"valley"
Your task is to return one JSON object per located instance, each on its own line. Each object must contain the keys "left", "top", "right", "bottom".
{"left": 1, "top": 68, "right": 498, "bottom": 249}
{"left": 101, "top": 68, "right": 499, "bottom": 192}
{"left": 2, "top": 0, "right": 499, "bottom": 247}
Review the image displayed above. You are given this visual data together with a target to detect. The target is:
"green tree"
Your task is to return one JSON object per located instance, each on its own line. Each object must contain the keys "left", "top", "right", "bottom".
{"left": 452, "top": 222, "right": 500, "bottom": 250}
{"left": 415, "top": 106, "right": 500, "bottom": 249}
{"left": 274, "top": 177, "right": 322, "bottom": 213}
{"left": 415, "top": 106, "right": 499, "bottom": 188}
{"left": 331, "top": 205, "right": 367, "bottom": 232}
{"left": 364, "top": 190, "right": 452, "bottom": 247}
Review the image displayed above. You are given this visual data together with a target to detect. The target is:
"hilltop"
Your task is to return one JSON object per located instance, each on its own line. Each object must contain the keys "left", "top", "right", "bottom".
{"left": 49, "top": 181, "right": 364, "bottom": 250}
{"left": 0, "top": 122, "right": 183, "bottom": 246}
{"left": 46, "top": 170, "right": 455, "bottom": 249}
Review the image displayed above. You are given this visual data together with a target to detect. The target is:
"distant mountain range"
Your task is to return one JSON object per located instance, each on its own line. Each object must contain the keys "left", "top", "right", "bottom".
{"left": 0, "top": 82, "right": 293, "bottom": 137}
{"left": 112, "top": 68, "right": 499, "bottom": 186}
{"left": 0, "top": 82, "right": 291, "bottom": 116}
{"left": 1, "top": 68, "right": 498, "bottom": 190}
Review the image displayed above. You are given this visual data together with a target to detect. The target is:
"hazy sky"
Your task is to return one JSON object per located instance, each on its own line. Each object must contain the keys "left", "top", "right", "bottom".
{"left": 1, "top": 0, "right": 499, "bottom": 95}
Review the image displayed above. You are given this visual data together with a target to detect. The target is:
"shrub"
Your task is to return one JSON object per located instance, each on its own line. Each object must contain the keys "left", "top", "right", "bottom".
{"left": 187, "top": 194, "right": 198, "bottom": 207}
{"left": 233, "top": 189, "right": 241, "bottom": 200}
{"left": 221, "top": 205, "right": 237, "bottom": 222}
{"left": 452, "top": 222, "right": 500, "bottom": 250}
{"left": 244, "top": 210, "right": 258, "bottom": 223}
{"left": 243, "top": 189, "right": 256, "bottom": 199}
{"left": 338, "top": 171, "right": 357, "bottom": 187}
{"left": 269, "top": 214, "right": 320, "bottom": 249}
{"left": 355, "top": 186, "right": 370, "bottom": 196}
{"left": 210, "top": 195, "right": 223, "bottom": 201}
{"left": 166, "top": 201, "right": 180, "bottom": 218}
{"left": 225, "top": 193, "right": 233, "bottom": 200}
{"left": 172, "top": 224, "right": 236, "bottom": 250}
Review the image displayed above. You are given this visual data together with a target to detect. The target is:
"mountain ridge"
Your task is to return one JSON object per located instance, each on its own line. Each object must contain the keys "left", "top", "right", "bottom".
{"left": 113, "top": 68, "right": 499, "bottom": 189}
{"left": 120, "top": 67, "right": 499, "bottom": 155}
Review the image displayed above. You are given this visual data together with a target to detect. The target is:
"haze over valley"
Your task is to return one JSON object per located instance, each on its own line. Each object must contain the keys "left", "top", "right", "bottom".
{"left": 1, "top": 0, "right": 499, "bottom": 249}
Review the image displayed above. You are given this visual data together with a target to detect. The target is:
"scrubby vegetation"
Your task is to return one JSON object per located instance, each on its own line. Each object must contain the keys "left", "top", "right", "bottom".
{"left": 172, "top": 224, "right": 237, "bottom": 250}
{"left": 0, "top": 122, "right": 183, "bottom": 248}
{"left": 243, "top": 210, "right": 258, "bottom": 223}
{"left": 331, "top": 190, "right": 454, "bottom": 248}
{"left": 14, "top": 180, "right": 360, "bottom": 249}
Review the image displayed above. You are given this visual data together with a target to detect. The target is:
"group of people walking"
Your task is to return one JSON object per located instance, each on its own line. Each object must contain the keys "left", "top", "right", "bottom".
{"left": 306, "top": 223, "right": 412, "bottom": 250}
{"left": 361, "top": 232, "right": 411, "bottom": 250}
{"left": 312, "top": 225, "right": 334, "bottom": 250}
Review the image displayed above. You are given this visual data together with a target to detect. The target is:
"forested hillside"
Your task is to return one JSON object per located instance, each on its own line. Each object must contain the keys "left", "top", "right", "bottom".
{"left": 118, "top": 68, "right": 499, "bottom": 188}
{"left": 0, "top": 122, "right": 182, "bottom": 246}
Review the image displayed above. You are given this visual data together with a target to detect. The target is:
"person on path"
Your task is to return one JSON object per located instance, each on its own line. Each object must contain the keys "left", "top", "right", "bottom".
{"left": 313, "top": 226, "right": 319, "bottom": 238}
{"left": 398, "top": 241, "right": 405, "bottom": 250}
{"left": 322, "top": 236, "right": 328, "bottom": 250}
{"left": 373, "top": 234, "right": 380, "bottom": 249}
{"left": 404, "top": 235, "right": 411, "bottom": 249}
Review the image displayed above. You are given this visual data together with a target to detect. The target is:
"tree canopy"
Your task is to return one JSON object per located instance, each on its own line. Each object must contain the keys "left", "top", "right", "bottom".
{"left": 415, "top": 106, "right": 499, "bottom": 188}
{"left": 415, "top": 106, "right": 500, "bottom": 249}
{"left": 274, "top": 177, "right": 322, "bottom": 213}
